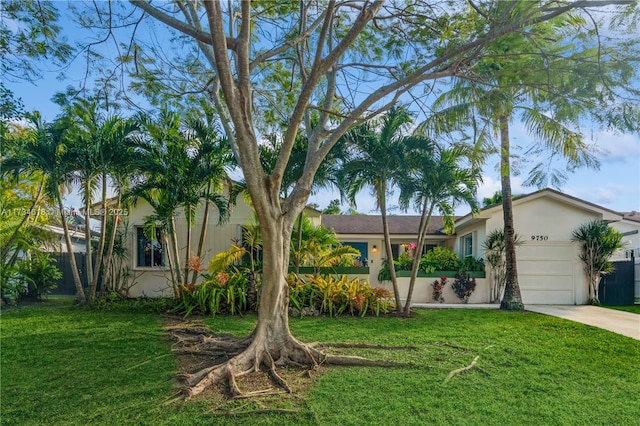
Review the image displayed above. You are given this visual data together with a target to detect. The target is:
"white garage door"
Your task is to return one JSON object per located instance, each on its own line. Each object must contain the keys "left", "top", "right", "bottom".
{"left": 517, "top": 243, "right": 578, "bottom": 304}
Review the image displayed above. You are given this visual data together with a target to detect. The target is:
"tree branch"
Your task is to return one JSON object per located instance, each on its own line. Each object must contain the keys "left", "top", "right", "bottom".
{"left": 129, "top": 0, "right": 212, "bottom": 45}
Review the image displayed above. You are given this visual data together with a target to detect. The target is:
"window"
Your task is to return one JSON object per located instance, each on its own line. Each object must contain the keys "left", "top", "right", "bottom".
{"left": 343, "top": 242, "right": 368, "bottom": 266}
{"left": 136, "top": 227, "right": 165, "bottom": 267}
{"left": 461, "top": 233, "right": 473, "bottom": 258}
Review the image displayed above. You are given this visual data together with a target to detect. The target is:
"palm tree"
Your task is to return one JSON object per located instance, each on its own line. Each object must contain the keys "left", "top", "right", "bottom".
{"left": 291, "top": 217, "right": 360, "bottom": 275}
{"left": 0, "top": 122, "right": 51, "bottom": 264}
{"left": 399, "top": 142, "right": 482, "bottom": 315}
{"left": 64, "top": 99, "right": 139, "bottom": 301}
{"left": 426, "top": 19, "right": 602, "bottom": 311}
{"left": 182, "top": 115, "right": 235, "bottom": 285}
{"left": 96, "top": 117, "right": 139, "bottom": 296}
{"left": 129, "top": 110, "right": 231, "bottom": 292}
{"left": 339, "top": 106, "right": 413, "bottom": 314}
{"left": 2, "top": 112, "right": 86, "bottom": 303}
{"left": 571, "top": 220, "right": 624, "bottom": 305}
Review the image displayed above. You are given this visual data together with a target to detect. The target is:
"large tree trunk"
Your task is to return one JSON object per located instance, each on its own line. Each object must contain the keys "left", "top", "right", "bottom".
{"left": 58, "top": 196, "right": 86, "bottom": 304}
{"left": 183, "top": 195, "right": 324, "bottom": 398}
{"left": 498, "top": 115, "right": 524, "bottom": 311}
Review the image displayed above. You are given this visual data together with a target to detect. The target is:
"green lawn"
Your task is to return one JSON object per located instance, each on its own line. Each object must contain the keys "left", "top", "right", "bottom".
{"left": 2, "top": 301, "right": 639, "bottom": 425}
{"left": 604, "top": 304, "right": 640, "bottom": 314}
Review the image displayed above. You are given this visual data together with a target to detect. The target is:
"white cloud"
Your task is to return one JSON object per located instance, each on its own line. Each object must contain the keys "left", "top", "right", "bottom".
{"left": 589, "top": 131, "right": 640, "bottom": 162}
{"left": 567, "top": 183, "right": 639, "bottom": 211}
{"left": 476, "top": 175, "right": 526, "bottom": 202}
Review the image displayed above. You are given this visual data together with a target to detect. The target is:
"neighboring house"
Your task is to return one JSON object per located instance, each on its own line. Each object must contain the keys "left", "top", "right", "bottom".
{"left": 121, "top": 189, "right": 322, "bottom": 297}
{"left": 619, "top": 211, "right": 640, "bottom": 302}
{"left": 323, "top": 188, "right": 640, "bottom": 305}
{"left": 42, "top": 217, "right": 97, "bottom": 254}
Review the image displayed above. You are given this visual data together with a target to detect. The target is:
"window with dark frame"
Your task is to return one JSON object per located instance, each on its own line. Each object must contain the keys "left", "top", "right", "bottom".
{"left": 462, "top": 233, "right": 473, "bottom": 258}
{"left": 136, "top": 227, "right": 165, "bottom": 267}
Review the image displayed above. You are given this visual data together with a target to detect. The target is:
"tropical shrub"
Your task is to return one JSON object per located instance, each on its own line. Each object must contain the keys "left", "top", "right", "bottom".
{"left": 431, "top": 276, "right": 447, "bottom": 303}
{"left": 377, "top": 262, "right": 392, "bottom": 282}
{"left": 421, "top": 247, "right": 459, "bottom": 273}
{"left": 571, "top": 220, "right": 624, "bottom": 305}
{"left": 287, "top": 274, "right": 392, "bottom": 317}
{"left": 175, "top": 269, "right": 248, "bottom": 316}
{"left": 458, "top": 256, "right": 485, "bottom": 273}
{"left": 15, "top": 251, "right": 62, "bottom": 300}
{"left": 451, "top": 274, "right": 477, "bottom": 303}
{"left": 483, "top": 229, "right": 523, "bottom": 303}
{"left": 394, "top": 251, "right": 414, "bottom": 270}
{"left": 1, "top": 265, "right": 20, "bottom": 303}
{"left": 291, "top": 218, "right": 360, "bottom": 273}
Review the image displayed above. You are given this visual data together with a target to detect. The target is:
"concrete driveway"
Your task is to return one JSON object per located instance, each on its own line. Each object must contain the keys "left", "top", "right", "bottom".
{"left": 526, "top": 305, "right": 640, "bottom": 341}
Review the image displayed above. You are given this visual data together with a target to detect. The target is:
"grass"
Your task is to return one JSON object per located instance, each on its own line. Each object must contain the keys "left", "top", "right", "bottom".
{"left": 1, "top": 301, "right": 639, "bottom": 425}
{"left": 603, "top": 304, "right": 640, "bottom": 314}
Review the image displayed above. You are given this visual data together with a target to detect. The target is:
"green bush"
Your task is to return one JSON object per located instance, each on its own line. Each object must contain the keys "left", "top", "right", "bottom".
{"left": 174, "top": 270, "right": 248, "bottom": 316}
{"left": 458, "top": 256, "right": 485, "bottom": 273}
{"left": 1, "top": 265, "right": 20, "bottom": 303}
{"left": 15, "top": 252, "right": 62, "bottom": 300}
{"left": 287, "top": 274, "right": 392, "bottom": 317}
{"left": 420, "top": 247, "right": 459, "bottom": 273}
{"left": 393, "top": 251, "right": 414, "bottom": 270}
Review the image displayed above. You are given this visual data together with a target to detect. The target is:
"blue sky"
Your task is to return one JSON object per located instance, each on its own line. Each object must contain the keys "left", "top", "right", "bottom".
{"left": 5, "top": 5, "right": 640, "bottom": 216}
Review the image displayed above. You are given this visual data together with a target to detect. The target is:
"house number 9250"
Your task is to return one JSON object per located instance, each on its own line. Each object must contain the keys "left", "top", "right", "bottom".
{"left": 531, "top": 235, "right": 549, "bottom": 241}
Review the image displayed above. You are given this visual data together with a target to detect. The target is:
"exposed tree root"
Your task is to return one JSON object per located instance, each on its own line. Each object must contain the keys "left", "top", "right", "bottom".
{"left": 324, "top": 354, "right": 410, "bottom": 368}
{"left": 166, "top": 318, "right": 412, "bottom": 399}
{"left": 232, "top": 388, "right": 286, "bottom": 399}
{"left": 314, "top": 342, "right": 418, "bottom": 350}
{"left": 443, "top": 355, "right": 480, "bottom": 383}
{"left": 222, "top": 409, "right": 298, "bottom": 416}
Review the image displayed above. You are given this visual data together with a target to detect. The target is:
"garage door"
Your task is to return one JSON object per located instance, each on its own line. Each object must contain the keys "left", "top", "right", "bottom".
{"left": 517, "top": 243, "right": 578, "bottom": 304}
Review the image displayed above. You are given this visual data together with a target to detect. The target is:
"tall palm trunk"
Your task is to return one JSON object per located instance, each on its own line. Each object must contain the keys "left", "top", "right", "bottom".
{"left": 183, "top": 212, "right": 192, "bottom": 286}
{"left": 89, "top": 173, "right": 108, "bottom": 300}
{"left": 58, "top": 195, "right": 86, "bottom": 304}
{"left": 100, "top": 191, "right": 121, "bottom": 296}
{"left": 403, "top": 198, "right": 434, "bottom": 316}
{"left": 498, "top": 115, "right": 524, "bottom": 311}
{"left": 378, "top": 181, "right": 402, "bottom": 315}
{"left": 169, "top": 216, "right": 183, "bottom": 295}
{"left": 191, "top": 195, "right": 211, "bottom": 286}
{"left": 162, "top": 232, "right": 177, "bottom": 294}
{"left": 1, "top": 180, "right": 45, "bottom": 261}
{"left": 83, "top": 179, "right": 94, "bottom": 298}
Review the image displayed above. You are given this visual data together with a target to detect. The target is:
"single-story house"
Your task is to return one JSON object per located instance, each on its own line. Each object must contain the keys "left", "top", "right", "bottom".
{"left": 110, "top": 186, "right": 638, "bottom": 304}
{"left": 120, "top": 188, "right": 321, "bottom": 297}
{"left": 322, "top": 188, "right": 640, "bottom": 305}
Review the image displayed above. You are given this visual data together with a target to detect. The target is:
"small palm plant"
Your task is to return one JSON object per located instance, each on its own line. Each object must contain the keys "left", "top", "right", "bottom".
{"left": 483, "top": 229, "right": 523, "bottom": 303}
{"left": 571, "top": 220, "right": 624, "bottom": 305}
{"left": 291, "top": 218, "right": 360, "bottom": 275}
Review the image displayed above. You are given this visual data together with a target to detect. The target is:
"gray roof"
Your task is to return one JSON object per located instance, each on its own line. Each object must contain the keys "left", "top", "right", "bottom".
{"left": 623, "top": 212, "right": 640, "bottom": 223}
{"left": 322, "top": 215, "right": 449, "bottom": 235}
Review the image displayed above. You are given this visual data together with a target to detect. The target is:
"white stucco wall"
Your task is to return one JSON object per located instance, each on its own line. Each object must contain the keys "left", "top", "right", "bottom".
{"left": 122, "top": 195, "right": 255, "bottom": 297}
